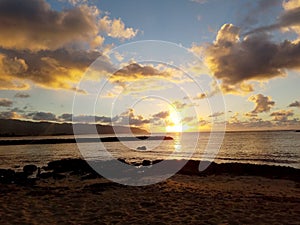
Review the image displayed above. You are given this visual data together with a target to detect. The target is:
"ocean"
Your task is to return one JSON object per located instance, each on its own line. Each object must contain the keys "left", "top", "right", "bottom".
{"left": 0, "top": 131, "right": 299, "bottom": 170}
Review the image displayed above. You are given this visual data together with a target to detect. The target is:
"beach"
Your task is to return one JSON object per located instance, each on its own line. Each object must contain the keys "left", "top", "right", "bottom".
{"left": 1, "top": 159, "right": 299, "bottom": 224}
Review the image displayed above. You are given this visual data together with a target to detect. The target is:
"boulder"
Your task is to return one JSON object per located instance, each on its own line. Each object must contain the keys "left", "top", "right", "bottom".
{"left": 137, "top": 146, "right": 147, "bottom": 150}
{"left": 142, "top": 160, "right": 152, "bottom": 166}
{"left": 23, "top": 164, "right": 38, "bottom": 175}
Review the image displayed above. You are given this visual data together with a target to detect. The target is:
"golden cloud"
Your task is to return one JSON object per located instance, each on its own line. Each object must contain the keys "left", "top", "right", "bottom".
{"left": 0, "top": 48, "right": 112, "bottom": 91}
{"left": 0, "top": 0, "right": 137, "bottom": 51}
{"left": 198, "top": 22, "right": 300, "bottom": 94}
{"left": 248, "top": 94, "right": 275, "bottom": 114}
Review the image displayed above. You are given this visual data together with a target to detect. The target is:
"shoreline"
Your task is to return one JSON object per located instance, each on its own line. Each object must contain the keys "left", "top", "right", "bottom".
{"left": 1, "top": 158, "right": 299, "bottom": 185}
{"left": 0, "top": 158, "right": 299, "bottom": 224}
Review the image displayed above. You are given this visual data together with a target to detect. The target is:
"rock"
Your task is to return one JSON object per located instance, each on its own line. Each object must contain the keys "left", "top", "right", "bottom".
{"left": 53, "top": 173, "right": 66, "bottom": 180}
{"left": 15, "top": 172, "right": 29, "bottom": 184}
{"left": 117, "top": 158, "right": 127, "bottom": 164}
{"left": 0, "top": 169, "right": 15, "bottom": 184}
{"left": 152, "top": 159, "right": 163, "bottom": 164}
{"left": 137, "top": 146, "right": 147, "bottom": 150}
{"left": 38, "top": 172, "right": 53, "bottom": 179}
{"left": 23, "top": 164, "right": 38, "bottom": 175}
{"left": 142, "top": 160, "right": 152, "bottom": 166}
{"left": 46, "top": 158, "right": 92, "bottom": 173}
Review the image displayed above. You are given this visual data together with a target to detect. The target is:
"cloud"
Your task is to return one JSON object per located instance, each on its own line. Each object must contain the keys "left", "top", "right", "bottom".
{"left": 193, "top": 93, "right": 207, "bottom": 100}
{"left": 66, "top": 0, "right": 88, "bottom": 6}
{"left": 226, "top": 119, "right": 274, "bottom": 131}
{"left": 200, "top": 22, "right": 300, "bottom": 93}
{"left": 0, "top": 0, "right": 100, "bottom": 50}
{"left": 14, "top": 93, "right": 30, "bottom": 98}
{"left": 99, "top": 16, "right": 138, "bottom": 40}
{"left": 289, "top": 100, "right": 300, "bottom": 107}
{"left": 0, "top": 98, "right": 13, "bottom": 107}
{"left": 199, "top": 119, "right": 209, "bottom": 127}
{"left": 209, "top": 112, "right": 224, "bottom": 118}
{"left": 58, "top": 113, "right": 115, "bottom": 124}
{"left": 190, "top": 0, "right": 207, "bottom": 4}
{"left": 112, "top": 63, "right": 171, "bottom": 83}
{"left": 58, "top": 113, "right": 73, "bottom": 122}
{"left": 0, "top": 0, "right": 137, "bottom": 51}
{"left": 27, "top": 111, "right": 57, "bottom": 121}
{"left": 172, "top": 101, "right": 187, "bottom": 110}
{"left": 245, "top": 0, "right": 300, "bottom": 36}
{"left": 0, "top": 48, "right": 113, "bottom": 91}
{"left": 239, "top": 0, "right": 281, "bottom": 29}
{"left": 113, "top": 109, "right": 151, "bottom": 127}
{"left": 181, "top": 116, "right": 195, "bottom": 124}
{"left": 229, "top": 112, "right": 240, "bottom": 123}
{"left": 270, "top": 110, "right": 294, "bottom": 122}
{"left": 248, "top": 94, "right": 275, "bottom": 114}
{"left": 152, "top": 111, "right": 169, "bottom": 119}
{"left": 0, "top": 0, "right": 138, "bottom": 92}
{"left": 0, "top": 111, "right": 22, "bottom": 119}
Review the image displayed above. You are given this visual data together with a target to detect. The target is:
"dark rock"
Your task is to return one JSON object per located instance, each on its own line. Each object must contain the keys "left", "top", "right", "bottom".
{"left": 23, "top": 164, "right": 38, "bottom": 175}
{"left": 53, "top": 173, "right": 66, "bottom": 180}
{"left": 152, "top": 159, "right": 163, "bottom": 165}
{"left": 179, "top": 160, "right": 202, "bottom": 175}
{"left": 137, "top": 146, "right": 147, "bottom": 150}
{"left": 15, "top": 172, "right": 30, "bottom": 184}
{"left": 38, "top": 172, "right": 53, "bottom": 179}
{"left": 117, "top": 158, "right": 127, "bottom": 164}
{"left": 46, "top": 158, "right": 92, "bottom": 174}
{"left": 131, "top": 162, "right": 141, "bottom": 167}
{"left": 0, "top": 169, "right": 15, "bottom": 184}
{"left": 142, "top": 160, "right": 152, "bottom": 167}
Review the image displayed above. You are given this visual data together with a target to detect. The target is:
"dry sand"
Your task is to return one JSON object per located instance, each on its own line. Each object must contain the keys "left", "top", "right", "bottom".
{"left": 1, "top": 173, "right": 300, "bottom": 225}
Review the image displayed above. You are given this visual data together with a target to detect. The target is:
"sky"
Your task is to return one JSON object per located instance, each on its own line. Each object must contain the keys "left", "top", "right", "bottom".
{"left": 0, "top": 0, "right": 300, "bottom": 132}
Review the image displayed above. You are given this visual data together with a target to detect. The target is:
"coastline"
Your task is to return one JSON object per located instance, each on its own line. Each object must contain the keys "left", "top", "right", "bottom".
{"left": 0, "top": 136, "right": 173, "bottom": 146}
{"left": 0, "top": 158, "right": 299, "bottom": 224}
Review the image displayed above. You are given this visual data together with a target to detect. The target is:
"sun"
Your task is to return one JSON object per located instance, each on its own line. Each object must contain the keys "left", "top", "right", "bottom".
{"left": 166, "top": 110, "right": 182, "bottom": 133}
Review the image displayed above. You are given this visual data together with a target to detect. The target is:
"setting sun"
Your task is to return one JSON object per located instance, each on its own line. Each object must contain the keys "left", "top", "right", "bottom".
{"left": 166, "top": 110, "right": 182, "bottom": 133}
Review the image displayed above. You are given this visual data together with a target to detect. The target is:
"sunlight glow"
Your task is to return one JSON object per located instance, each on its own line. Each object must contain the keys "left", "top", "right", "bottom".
{"left": 166, "top": 110, "right": 182, "bottom": 133}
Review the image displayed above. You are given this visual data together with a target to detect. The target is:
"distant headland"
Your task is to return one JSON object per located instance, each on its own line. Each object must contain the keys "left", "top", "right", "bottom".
{"left": 0, "top": 119, "right": 148, "bottom": 137}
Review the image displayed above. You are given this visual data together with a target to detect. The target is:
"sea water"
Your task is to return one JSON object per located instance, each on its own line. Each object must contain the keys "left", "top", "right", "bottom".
{"left": 0, "top": 131, "right": 299, "bottom": 170}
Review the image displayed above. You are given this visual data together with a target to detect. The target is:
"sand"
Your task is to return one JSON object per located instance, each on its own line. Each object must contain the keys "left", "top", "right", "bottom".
{"left": 1, "top": 173, "right": 300, "bottom": 225}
